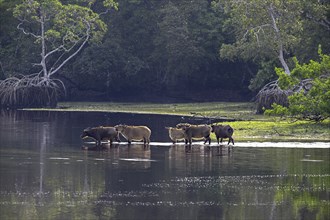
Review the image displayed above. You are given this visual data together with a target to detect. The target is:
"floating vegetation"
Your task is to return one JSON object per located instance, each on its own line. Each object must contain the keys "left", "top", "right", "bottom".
{"left": 119, "top": 158, "right": 157, "bottom": 162}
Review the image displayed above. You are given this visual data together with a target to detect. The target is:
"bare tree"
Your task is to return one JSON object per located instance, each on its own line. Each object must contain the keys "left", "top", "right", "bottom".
{"left": 0, "top": 0, "right": 118, "bottom": 108}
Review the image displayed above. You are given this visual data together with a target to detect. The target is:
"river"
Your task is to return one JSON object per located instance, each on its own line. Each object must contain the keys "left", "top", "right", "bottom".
{"left": 0, "top": 110, "right": 329, "bottom": 220}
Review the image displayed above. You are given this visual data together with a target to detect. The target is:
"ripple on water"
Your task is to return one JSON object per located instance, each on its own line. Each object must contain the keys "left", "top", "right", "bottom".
{"left": 142, "top": 174, "right": 330, "bottom": 192}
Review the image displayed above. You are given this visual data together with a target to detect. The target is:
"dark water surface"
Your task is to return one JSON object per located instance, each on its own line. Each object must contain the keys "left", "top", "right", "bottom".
{"left": 0, "top": 110, "right": 329, "bottom": 220}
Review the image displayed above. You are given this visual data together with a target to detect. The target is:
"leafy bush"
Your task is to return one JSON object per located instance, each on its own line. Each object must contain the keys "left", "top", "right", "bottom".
{"left": 265, "top": 47, "right": 330, "bottom": 121}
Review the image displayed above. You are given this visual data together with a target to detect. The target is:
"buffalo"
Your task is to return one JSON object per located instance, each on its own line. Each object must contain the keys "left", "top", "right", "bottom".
{"left": 176, "top": 123, "right": 212, "bottom": 145}
{"left": 81, "top": 126, "right": 120, "bottom": 145}
{"left": 165, "top": 127, "right": 186, "bottom": 144}
{"left": 115, "top": 124, "right": 151, "bottom": 145}
{"left": 211, "top": 124, "right": 234, "bottom": 145}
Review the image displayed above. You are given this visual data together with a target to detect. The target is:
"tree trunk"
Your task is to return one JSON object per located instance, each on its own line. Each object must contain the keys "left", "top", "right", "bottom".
{"left": 278, "top": 42, "right": 291, "bottom": 75}
{"left": 269, "top": 4, "right": 291, "bottom": 75}
{"left": 40, "top": 14, "right": 48, "bottom": 79}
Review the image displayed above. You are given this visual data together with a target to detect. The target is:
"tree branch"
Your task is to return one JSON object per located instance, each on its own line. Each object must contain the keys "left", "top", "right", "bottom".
{"left": 243, "top": 24, "right": 271, "bottom": 46}
{"left": 49, "top": 21, "right": 91, "bottom": 77}
{"left": 44, "top": 46, "right": 64, "bottom": 60}
{"left": 17, "top": 22, "right": 41, "bottom": 39}
{"left": 304, "top": 13, "right": 330, "bottom": 31}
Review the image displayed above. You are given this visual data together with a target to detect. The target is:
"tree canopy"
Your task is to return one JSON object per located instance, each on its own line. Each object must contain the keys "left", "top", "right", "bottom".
{"left": 0, "top": 0, "right": 329, "bottom": 105}
{"left": 213, "top": 0, "right": 330, "bottom": 90}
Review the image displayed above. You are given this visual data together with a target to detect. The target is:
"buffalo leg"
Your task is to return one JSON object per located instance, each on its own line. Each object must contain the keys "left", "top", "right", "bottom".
{"left": 231, "top": 137, "right": 235, "bottom": 145}
{"left": 204, "top": 136, "right": 211, "bottom": 145}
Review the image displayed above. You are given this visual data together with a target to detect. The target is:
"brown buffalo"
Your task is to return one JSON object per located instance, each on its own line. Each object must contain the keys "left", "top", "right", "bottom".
{"left": 81, "top": 126, "right": 120, "bottom": 145}
{"left": 176, "top": 123, "right": 211, "bottom": 145}
{"left": 165, "top": 127, "right": 185, "bottom": 144}
{"left": 115, "top": 124, "right": 151, "bottom": 144}
{"left": 211, "top": 124, "right": 234, "bottom": 145}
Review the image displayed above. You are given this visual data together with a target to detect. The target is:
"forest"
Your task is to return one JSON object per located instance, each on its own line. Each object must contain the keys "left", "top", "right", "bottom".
{"left": 0, "top": 0, "right": 329, "bottom": 107}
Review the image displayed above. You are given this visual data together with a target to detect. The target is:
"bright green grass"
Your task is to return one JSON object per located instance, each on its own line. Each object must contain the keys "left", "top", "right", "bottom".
{"left": 23, "top": 101, "right": 330, "bottom": 142}
{"left": 225, "top": 120, "right": 330, "bottom": 142}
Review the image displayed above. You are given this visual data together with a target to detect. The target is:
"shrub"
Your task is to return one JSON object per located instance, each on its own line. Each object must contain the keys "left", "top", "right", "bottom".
{"left": 265, "top": 47, "right": 330, "bottom": 121}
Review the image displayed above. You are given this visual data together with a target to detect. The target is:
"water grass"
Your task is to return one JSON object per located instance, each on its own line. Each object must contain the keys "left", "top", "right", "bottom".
{"left": 29, "top": 101, "right": 263, "bottom": 120}
{"left": 23, "top": 101, "right": 330, "bottom": 142}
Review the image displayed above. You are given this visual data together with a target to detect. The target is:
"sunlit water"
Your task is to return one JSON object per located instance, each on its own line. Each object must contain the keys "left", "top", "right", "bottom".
{"left": 0, "top": 110, "right": 329, "bottom": 220}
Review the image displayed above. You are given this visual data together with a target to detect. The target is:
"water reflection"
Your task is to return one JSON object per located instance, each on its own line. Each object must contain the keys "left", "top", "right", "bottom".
{"left": 0, "top": 110, "right": 329, "bottom": 220}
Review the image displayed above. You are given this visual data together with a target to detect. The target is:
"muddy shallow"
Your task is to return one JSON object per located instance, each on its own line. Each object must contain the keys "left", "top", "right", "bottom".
{"left": 0, "top": 110, "right": 329, "bottom": 220}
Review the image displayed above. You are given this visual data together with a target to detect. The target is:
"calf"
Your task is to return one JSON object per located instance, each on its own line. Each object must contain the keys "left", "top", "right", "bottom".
{"left": 165, "top": 127, "right": 185, "bottom": 144}
{"left": 81, "top": 126, "right": 120, "bottom": 145}
{"left": 211, "top": 124, "right": 234, "bottom": 145}
{"left": 115, "top": 124, "right": 151, "bottom": 144}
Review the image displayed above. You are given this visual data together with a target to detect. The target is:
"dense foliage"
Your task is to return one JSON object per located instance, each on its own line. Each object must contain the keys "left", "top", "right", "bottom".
{"left": 0, "top": 0, "right": 329, "bottom": 103}
{"left": 265, "top": 48, "right": 330, "bottom": 121}
{"left": 213, "top": 0, "right": 330, "bottom": 91}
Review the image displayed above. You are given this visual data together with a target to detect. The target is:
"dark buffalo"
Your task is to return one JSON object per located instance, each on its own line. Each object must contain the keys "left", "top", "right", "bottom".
{"left": 81, "top": 126, "right": 120, "bottom": 145}
{"left": 211, "top": 124, "right": 234, "bottom": 145}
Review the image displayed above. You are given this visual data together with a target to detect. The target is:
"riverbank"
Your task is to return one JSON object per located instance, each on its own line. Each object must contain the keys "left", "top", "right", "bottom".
{"left": 23, "top": 101, "right": 330, "bottom": 142}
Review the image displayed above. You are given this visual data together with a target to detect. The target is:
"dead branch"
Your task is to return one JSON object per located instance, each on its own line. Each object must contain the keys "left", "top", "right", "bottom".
{"left": 255, "top": 80, "right": 291, "bottom": 114}
{"left": 255, "top": 75, "right": 328, "bottom": 115}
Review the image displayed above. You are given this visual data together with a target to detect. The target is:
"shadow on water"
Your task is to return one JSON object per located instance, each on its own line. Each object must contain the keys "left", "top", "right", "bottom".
{"left": 0, "top": 110, "right": 329, "bottom": 220}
